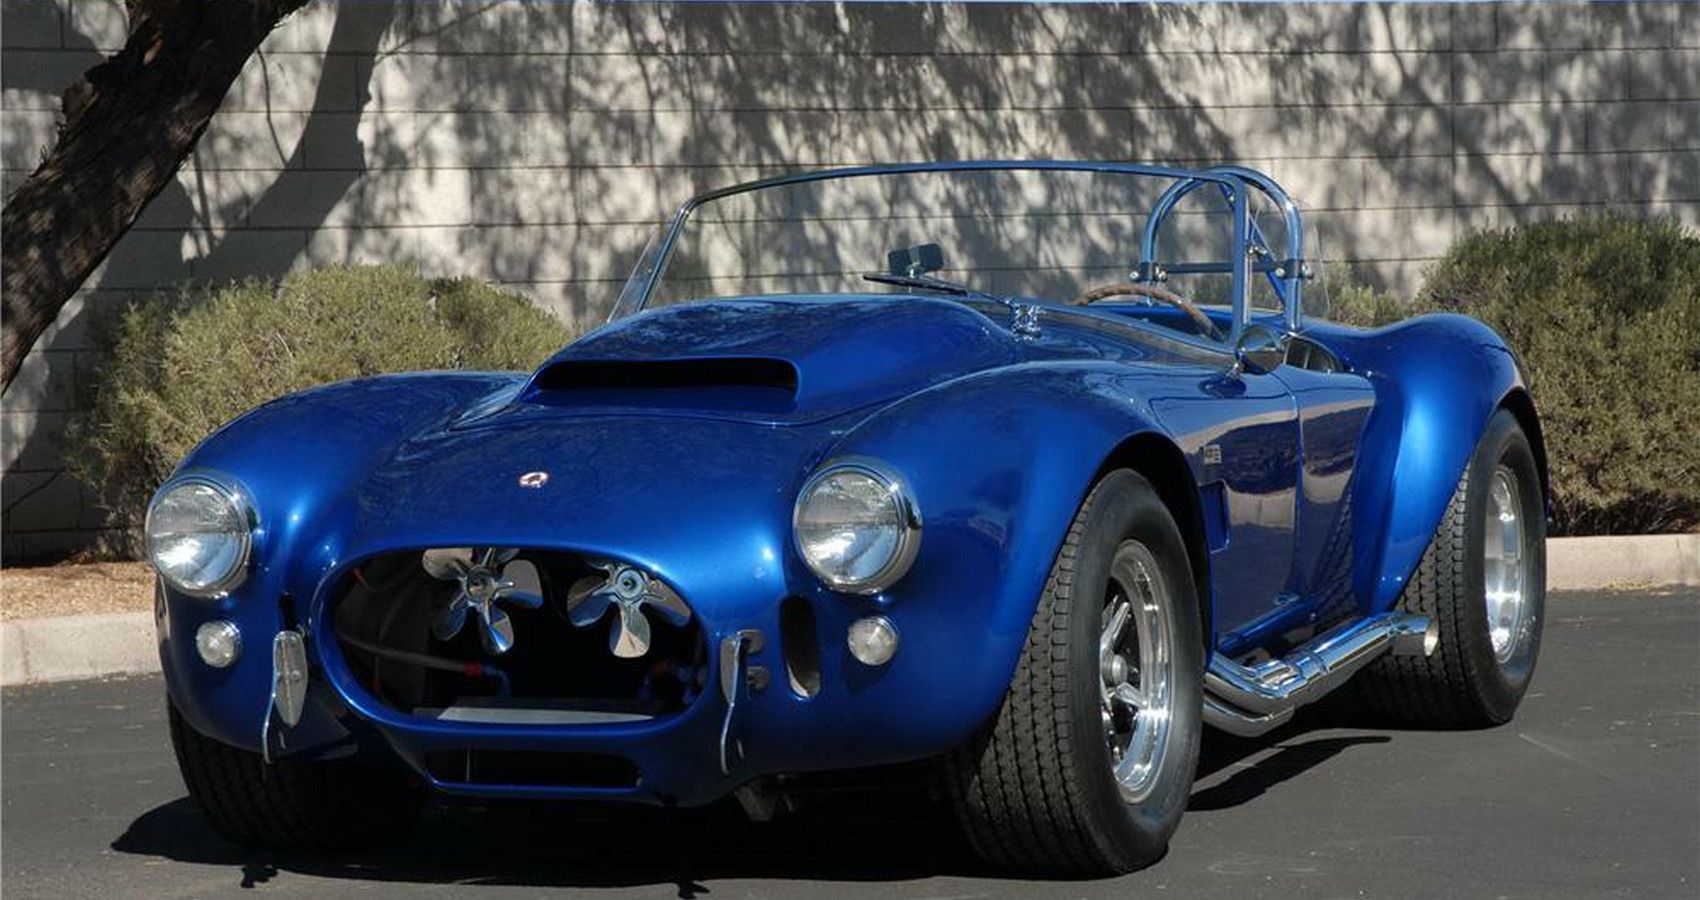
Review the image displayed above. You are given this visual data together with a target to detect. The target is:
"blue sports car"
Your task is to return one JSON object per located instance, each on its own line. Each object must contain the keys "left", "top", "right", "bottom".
{"left": 151, "top": 162, "right": 1546, "bottom": 875}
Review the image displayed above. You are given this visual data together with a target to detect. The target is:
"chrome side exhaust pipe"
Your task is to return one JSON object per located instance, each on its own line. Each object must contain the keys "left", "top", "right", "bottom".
{"left": 1202, "top": 611, "right": 1437, "bottom": 737}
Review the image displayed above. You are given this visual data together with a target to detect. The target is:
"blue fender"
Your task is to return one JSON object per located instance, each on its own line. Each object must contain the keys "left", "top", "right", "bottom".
{"left": 782, "top": 360, "right": 1195, "bottom": 759}
{"left": 160, "top": 372, "right": 522, "bottom": 750}
{"left": 1312, "top": 314, "right": 1542, "bottom": 613}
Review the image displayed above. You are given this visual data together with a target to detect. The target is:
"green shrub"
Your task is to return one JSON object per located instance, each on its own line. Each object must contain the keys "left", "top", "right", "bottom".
{"left": 73, "top": 265, "right": 576, "bottom": 544}
{"left": 1315, "top": 262, "right": 1428, "bottom": 328}
{"left": 1420, "top": 216, "right": 1699, "bottom": 535}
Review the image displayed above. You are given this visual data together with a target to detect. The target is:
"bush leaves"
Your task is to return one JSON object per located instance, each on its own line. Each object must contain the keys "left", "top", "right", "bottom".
{"left": 1328, "top": 215, "right": 1698, "bottom": 536}
{"left": 71, "top": 265, "right": 575, "bottom": 548}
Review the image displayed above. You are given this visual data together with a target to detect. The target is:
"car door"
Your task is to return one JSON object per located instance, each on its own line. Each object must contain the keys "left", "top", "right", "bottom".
{"left": 1274, "top": 335, "right": 1379, "bottom": 628}
{"left": 1147, "top": 363, "right": 1302, "bottom": 656}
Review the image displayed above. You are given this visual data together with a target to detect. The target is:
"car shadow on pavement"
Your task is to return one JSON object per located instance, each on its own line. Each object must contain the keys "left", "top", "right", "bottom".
{"left": 112, "top": 790, "right": 978, "bottom": 894}
{"left": 1190, "top": 700, "right": 1399, "bottom": 813}
{"left": 1191, "top": 733, "right": 1392, "bottom": 812}
{"left": 111, "top": 708, "right": 1397, "bottom": 892}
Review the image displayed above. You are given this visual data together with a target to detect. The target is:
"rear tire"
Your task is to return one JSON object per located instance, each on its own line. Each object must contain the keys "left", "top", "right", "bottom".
{"left": 168, "top": 699, "right": 423, "bottom": 849}
{"left": 1355, "top": 408, "right": 1546, "bottom": 727}
{"left": 946, "top": 470, "right": 1204, "bottom": 876}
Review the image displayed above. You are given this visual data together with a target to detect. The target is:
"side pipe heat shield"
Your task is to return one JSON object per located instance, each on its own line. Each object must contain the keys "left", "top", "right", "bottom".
{"left": 1203, "top": 612, "right": 1437, "bottom": 737}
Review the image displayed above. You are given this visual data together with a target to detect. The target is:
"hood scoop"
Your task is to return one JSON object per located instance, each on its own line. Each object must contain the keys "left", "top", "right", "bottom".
{"left": 527, "top": 357, "right": 800, "bottom": 414}
{"left": 518, "top": 298, "right": 1021, "bottom": 422}
{"left": 534, "top": 357, "right": 798, "bottom": 393}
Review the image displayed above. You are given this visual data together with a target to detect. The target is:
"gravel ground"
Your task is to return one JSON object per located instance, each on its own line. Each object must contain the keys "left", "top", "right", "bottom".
{"left": 0, "top": 562, "right": 154, "bottom": 620}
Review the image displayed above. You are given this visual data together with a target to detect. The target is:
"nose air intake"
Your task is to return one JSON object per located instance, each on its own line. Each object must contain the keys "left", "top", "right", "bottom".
{"left": 1202, "top": 612, "right": 1437, "bottom": 737}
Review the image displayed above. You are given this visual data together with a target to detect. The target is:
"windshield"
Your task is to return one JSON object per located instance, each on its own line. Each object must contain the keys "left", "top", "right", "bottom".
{"left": 612, "top": 164, "right": 1306, "bottom": 342}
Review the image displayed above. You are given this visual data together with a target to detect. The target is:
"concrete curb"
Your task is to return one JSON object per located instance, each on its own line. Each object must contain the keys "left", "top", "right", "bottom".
{"left": 1546, "top": 534, "right": 1700, "bottom": 592}
{"left": 2, "top": 535, "right": 1696, "bottom": 687}
{"left": 1, "top": 612, "right": 155, "bottom": 686}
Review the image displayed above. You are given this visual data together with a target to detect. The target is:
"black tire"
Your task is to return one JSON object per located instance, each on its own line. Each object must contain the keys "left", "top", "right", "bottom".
{"left": 1355, "top": 408, "right": 1547, "bottom": 727}
{"left": 945, "top": 470, "right": 1204, "bottom": 876}
{"left": 168, "top": 698, "right": 423, "bottom": 849}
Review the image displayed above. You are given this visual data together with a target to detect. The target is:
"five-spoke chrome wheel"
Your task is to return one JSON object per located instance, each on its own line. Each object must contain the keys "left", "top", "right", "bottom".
{"left": 1099, "top": 541, "right": 1175, "bottom": 803}
{"left": 1484, "top": 464, "right": 1531, "bottom": 664}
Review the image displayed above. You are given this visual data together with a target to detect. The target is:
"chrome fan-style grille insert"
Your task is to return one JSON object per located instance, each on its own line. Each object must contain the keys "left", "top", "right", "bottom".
{"left": 567, "top": 562, "right": 692, "bottom": 659}
{"left": 422, "top": 548, "right": 544, "bottom": 655}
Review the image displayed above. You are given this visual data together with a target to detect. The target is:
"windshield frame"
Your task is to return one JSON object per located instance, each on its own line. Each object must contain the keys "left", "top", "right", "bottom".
{"left": 611, "top": 161, "right": 1308, "bottom": 342}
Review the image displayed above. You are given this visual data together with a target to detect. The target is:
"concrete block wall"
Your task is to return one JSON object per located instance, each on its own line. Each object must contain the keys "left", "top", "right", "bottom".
{"left": 2, "top": 1, "right": 1697, "bottom": 560}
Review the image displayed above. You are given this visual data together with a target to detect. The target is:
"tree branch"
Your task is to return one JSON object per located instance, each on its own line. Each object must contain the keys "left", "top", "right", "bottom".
{"left": 1, "top": 0, "right": 312, "bottom": 389}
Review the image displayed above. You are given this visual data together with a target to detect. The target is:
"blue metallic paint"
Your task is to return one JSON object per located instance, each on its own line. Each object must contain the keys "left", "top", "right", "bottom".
{"left": 155, "top": 163, "right": 1541, "bottom": 807}
{"left": 159, "top": 373, "right": 522, "bottom": 751}
{"left": 1306, "top": 313, "right": 1538, "bottom": 612}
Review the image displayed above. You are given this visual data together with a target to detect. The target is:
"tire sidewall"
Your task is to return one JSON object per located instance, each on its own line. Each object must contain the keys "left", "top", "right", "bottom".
{"left": 1066, "top": 471, "right": 1204, "bottom": 868}
{"left": 168, "top": 695, "right": 423, "bottom": 848}
{"left": 1460, "top": 410, "right": 1547, "bottom": 720}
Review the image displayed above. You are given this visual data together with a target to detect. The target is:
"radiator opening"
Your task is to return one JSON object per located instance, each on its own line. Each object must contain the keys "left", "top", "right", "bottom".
{"left": 334, "top": 551, "right": 709, "bottom": 723}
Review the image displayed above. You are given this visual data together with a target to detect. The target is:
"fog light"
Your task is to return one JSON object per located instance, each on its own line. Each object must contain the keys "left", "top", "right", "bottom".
{"left": 846, "top": 615, "right": 898, "bottom": 666}
{"left": 195, "top": 619, "right": 241, "bottom": 668}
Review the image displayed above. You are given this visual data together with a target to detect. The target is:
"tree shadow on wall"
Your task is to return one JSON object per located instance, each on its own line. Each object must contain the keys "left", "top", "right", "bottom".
{"left": 23, "top": 0, "right": 1671, "bottom": 341}
{"left": 12, "top": 0, "right": 1671, "bottom": 563}
{"left": 0, "top": 0, "right": 403, "bottom": 561}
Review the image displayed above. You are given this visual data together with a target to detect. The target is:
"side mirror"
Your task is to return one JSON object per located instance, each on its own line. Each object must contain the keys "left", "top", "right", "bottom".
{"left": 1232, "top": 324, "right": 1286, "bottom": 377}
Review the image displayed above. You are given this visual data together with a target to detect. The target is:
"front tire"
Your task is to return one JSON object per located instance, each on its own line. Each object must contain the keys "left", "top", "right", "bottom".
{"left": 1355, "top": 407, "right": 1547, "bottom": 727}
{"left": 946, "top": 470, "right": 1204, "bottom": 876}
{"left": 169, "top": 699, "right": 423, "bottom": 849}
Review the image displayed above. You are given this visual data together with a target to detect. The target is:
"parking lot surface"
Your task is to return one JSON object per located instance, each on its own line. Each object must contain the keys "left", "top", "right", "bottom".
{"left": 3, "top": 590, "right": 1696, "bottom": 899}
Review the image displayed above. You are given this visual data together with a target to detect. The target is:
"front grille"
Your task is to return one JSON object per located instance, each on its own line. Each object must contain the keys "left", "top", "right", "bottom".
{"left": 333, "top": 549, "right": 708, "bottom": 723}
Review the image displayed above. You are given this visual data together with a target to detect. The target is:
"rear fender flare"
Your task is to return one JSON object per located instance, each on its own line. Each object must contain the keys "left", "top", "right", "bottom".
{"left": 1327, "top": 314, "right": 1543, "bottom": 612}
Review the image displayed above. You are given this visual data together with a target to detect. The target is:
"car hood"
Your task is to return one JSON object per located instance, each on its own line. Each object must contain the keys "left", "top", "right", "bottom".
{"left": 514, "top": 297, "right": 1021, "bottom": 425}
{"left": 338, "top": 408, "right": 833, "bottom": 604}
{"left": 330, "top": 299, "right": 1019, "bottom": 584}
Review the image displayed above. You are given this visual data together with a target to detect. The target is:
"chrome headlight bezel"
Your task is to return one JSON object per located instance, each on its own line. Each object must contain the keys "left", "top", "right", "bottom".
{"left": 145, "top": 475, "right": 255, "bottom": 599}
{"left": 792, "top": 457, "right": 922, "bottom": 595}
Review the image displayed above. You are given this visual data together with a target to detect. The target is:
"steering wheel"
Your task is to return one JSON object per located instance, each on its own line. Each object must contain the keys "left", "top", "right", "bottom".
{"left": 1073, "top": 282, "right": 1223, "bottom": 342}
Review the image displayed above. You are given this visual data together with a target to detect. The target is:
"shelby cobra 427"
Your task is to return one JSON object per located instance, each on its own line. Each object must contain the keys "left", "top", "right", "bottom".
{"left": 152, "top": 162, "right": 1546, "bottom": 875}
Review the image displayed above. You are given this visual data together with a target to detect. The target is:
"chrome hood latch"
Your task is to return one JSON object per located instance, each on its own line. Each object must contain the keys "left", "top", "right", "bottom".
{"left": 718, "top": 629, "right": 768, "bottom": 774}
{"left": 261, "top": 629, "right": 309, "bottom": 763}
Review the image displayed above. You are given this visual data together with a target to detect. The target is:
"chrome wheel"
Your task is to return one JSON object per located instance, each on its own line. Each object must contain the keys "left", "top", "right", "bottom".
{"left": 1099, "top": 541, "right": 1175, "bottom": 803}
{"left": 1484, "top": 465, "right": 1531, "bottom": 664}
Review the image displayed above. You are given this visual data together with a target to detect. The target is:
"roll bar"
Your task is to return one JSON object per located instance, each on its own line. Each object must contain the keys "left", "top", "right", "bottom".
{"left": 1138, "top": 165, "right": 1309, "bottom": 332}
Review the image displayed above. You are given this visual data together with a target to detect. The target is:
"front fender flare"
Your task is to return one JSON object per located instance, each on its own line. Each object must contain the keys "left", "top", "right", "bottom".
{"left": 803, "top": 362, "right": 1190, "bottom": 758}
{"left": 159, "top": 372, "right": 523, "bottom": 751}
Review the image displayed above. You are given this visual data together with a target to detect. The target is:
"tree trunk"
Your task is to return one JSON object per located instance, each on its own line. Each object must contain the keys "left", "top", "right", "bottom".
{"left": 1, "top": 0, "right": 311, "bottom": 390}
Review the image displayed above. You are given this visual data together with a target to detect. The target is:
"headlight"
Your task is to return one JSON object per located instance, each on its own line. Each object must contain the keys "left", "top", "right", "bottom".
{"left": 145, "top": 477, "right": 253, "bottom": 597}
{"left": 793, "top": 458, "right": 921, "bottom": 594}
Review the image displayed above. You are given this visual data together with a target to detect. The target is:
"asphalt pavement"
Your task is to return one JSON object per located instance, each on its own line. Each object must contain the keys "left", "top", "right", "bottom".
{"left": 3, "top": 589, "right": 1696, "bottom": 899}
